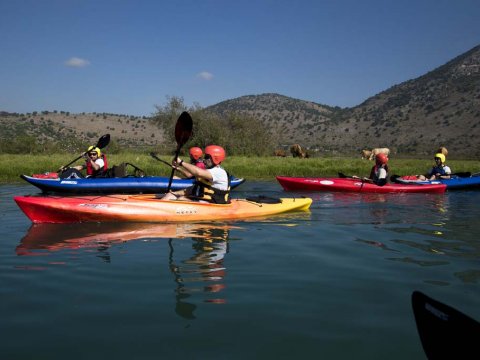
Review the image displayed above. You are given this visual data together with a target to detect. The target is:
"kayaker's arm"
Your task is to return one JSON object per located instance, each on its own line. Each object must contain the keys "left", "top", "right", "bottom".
{"left": 174, "top": 164, "right": 193, "bottom": 178}
{"left": 175, "top": 158, "right": 213, "bottom": 182}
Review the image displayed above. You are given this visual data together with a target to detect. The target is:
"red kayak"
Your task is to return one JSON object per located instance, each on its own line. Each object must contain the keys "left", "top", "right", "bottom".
{"left": 276, "top": 176, "right": 447, "bottom": 194}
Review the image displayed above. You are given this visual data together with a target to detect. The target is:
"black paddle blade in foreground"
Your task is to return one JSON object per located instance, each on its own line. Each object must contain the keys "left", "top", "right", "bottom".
{"left": 412, "top": 291, "right": 480, "bottom": 359}
{"left": 167, "top": 112, "right": 193, "bottom": 192}
{"left": 174, "top": 112, "right": 193, "bottom": 148}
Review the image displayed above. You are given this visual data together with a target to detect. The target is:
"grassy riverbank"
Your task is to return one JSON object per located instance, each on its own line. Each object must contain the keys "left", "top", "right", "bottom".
{"left": 1, "top": 153, "right": 479, "bottom": 183}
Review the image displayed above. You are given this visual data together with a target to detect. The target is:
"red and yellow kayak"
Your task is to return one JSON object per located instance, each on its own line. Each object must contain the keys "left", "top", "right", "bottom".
{"left": 276, "top": 176, "right": 447, "bottom": 194}
{"left": 14, "top": 194, "right": 312, "bottom": 224}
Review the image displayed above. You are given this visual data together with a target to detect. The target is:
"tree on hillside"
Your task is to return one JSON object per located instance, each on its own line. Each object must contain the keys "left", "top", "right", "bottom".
{"left": 152, "top": 95, "right": 189, "bottom": 147}
{"left": 152, "top": 96, "right": 274, "bottom": 155}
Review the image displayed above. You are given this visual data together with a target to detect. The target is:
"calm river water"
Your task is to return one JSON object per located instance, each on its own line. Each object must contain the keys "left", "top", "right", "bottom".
{"left": 1, "top": 182, "right": 479, "bottom": 359}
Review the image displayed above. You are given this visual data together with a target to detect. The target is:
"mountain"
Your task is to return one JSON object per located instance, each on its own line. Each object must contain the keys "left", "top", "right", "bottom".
{"left": 205, "top": 93, "right": 341, "bottom": 146}
{"left": 340, "top": 45, "right": 480, "bottom": 157}
{"left": 205, "top": 45, "right": 480, "bottom": 157}
{"left": 1, "top": 45, "right": 479, "bottom": 157}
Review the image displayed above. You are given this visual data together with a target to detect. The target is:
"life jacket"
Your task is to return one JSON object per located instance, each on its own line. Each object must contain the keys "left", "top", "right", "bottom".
{"left": 429, "top": 165, "right": 449, "bottom": 177}
{"left": 190, "top": 171, "right": 231, "bottom": 204}
{"left": 369, "top": 164, "right": 389, "bottom": 185}
{"left": 195, "top": 159, "right": 206, "bottom": 170}
{"left": 86, "top": 154, "right": 108, "bottom": 177}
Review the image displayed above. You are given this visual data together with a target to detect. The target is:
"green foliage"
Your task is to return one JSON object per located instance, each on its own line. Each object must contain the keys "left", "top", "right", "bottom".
{"left": 3, "top": 153, "right": 479, "bottom": 183}
{"left": 151, "top": 96, "right": 275, "bottom": 156}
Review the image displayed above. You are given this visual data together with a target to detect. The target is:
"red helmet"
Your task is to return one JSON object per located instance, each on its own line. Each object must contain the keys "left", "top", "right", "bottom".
{"left": 375, "top": 153, "right": 388, "bottom": 164}
{"left": 205, "top": 145, "right": 226, "bottom": 165}
{"left": 189, "top": 147, "right": 203, "bottom": 160}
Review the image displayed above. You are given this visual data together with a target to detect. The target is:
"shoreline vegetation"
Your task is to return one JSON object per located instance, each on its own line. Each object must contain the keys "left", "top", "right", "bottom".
{"left": 1, "top": 153, "right": 479, "bottom": 183}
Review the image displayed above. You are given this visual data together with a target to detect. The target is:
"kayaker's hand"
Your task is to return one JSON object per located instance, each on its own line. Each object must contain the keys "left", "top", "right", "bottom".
{"left": 172, "top": 158, "right": 184, "bottom": 167}
{"left": 351, "top": 175, "right": 360, "bottom": 179}
{"left": 57, "top": 166, "right": 66, "bottom": 173}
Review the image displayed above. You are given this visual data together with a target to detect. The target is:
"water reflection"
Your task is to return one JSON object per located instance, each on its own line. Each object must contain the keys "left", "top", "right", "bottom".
{"left": 17, "top": 223, "right": 232, "bottom": 255}
{"left": 310, "top": 191, "right": 450, "bottom": 227}
{"left": 168, "top": 226, "right": 231, "bottom": 319}
{"left": 17, "top": 222, "right": 237, "bottom": 319}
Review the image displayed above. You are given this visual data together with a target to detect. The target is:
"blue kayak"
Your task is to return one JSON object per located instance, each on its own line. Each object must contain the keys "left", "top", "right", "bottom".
{"left": 21, "top": 174, "right": 245, "bottom": 194}
{"left": 392, "top": 173, "right": 480, "bottom": 190}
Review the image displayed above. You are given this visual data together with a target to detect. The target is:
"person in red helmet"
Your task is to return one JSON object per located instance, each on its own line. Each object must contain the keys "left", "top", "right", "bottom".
{"left": 162, "top": 145, "right": 230, "bottom": 203}
{"left": 174, "top": 147, "right": 206, "bottom": 179}
{"left": 189, "top": 147, "right": 206, "bottom": 169}
{"left": 353, "top": 153, "right": 389, "bottom": 186}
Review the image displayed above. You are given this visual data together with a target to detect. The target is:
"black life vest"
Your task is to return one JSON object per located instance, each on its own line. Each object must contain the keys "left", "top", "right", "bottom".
{"left": 369, "top": 164, "right": 389, "bottom": 186}
{"left": 190, "top": 171, "right": 231, "bottom": 204}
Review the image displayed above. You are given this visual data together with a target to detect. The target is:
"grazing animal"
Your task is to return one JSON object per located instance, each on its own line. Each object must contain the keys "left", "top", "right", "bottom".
{"left": 361, "top": 148, "right": 390, "bottom": 161}
{"left": 436, "top": 146, "right": 448, "bottom": 157}
{"left": 290, "top": 144, "right": 307, "bottom": 158}
{"left": 361, "top": 149, "right": 372, "bottom": 160}
{"left": 274, "top": 149, "right": 287, "bottom": 157}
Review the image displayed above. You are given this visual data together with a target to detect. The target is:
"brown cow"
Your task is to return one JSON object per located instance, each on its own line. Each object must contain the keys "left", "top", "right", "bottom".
{"left": 274, "top": 149, "right": 287, "bottom": 157}
{"left": 290, "top": 144, "right": 307, "bottom": 158}
{"left": 361, "top": 148, "right": 390, "bottom": 161}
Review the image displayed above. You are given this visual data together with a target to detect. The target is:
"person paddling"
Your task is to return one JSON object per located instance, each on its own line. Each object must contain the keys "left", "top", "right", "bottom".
{"left": 59, "top": 146, "right": 108, "bottom": 179}
{"left": 174, "top": 147, "right": 207, "bottom": 179}
{"left": 417, "top": 153, "right": 451, "bottom": 181}
{"left": 189, "top": 147, "right": 206, "bottom": 169}
{"left": 353, "top": 153, "right": 389, "bottom": 186}
{"left": 162, "top": 145, "right": 230, "bottom": 203}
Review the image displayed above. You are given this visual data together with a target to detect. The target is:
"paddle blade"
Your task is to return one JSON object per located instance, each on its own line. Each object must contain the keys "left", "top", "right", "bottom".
{"left": 167, "top": 112, "right": 193, "bottom": 192}
{"left": 175, "top": 112, "right": 193, "bottom": 147}
{"left": 453, "top": 172, "right": 471, "bottom": 178}
{"left": 96, "top": 134, "right": 111, "bottom": 149}
{"left": 412, "top": 291, "right": 480, "bottom": 359}
{"left": 390, "top": 175, "right": 401, "bottom": 183}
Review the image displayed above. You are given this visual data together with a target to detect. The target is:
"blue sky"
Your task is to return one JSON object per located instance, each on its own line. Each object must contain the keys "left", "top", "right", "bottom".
{"left": 1, "top": 0, "right": 479, "bottom": 116}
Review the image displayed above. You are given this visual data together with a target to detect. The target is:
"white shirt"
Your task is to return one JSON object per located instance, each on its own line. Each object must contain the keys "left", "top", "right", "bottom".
{"left": 376, "top": 167, "right": 387, "bottom": 180}
{"left": 208, "top": 166, "right": 229, "bottom": 190}
{"left": 95, "top": 158, "right": 105, "bottom": 169}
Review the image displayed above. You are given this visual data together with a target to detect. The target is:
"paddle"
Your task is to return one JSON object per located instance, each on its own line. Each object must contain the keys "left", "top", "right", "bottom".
{"left": 150, "top": 152, "right": 174, "bottom": 168}
{"left": 338, "top": 172, "right": 389, "bottom": 186}
{"left": 338, "top": 172, "right": 362, "bottom": 180}
{"left": 452, "top": 172, "right": 471, "bottom": 178}
{"left": 58, "top": 134, "right": 111, "bottom": 172}
{"left": 166, "top": 112, "right": 193, "bottom": 192}
{"left": 412, "top": 290, "right": 480, "bottom": 359}
{"left": 390, "top": 174, "right": 401, "bottom": 183}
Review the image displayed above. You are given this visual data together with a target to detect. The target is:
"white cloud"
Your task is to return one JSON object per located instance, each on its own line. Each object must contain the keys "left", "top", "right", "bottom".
{"left": 65, "top": 57, "right": 91, "bottom": 68}
{"left": 197, "top": 71, "right": 213, "bottom": 80}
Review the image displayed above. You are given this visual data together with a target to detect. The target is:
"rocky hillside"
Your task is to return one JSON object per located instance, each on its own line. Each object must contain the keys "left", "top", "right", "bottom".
{"left": 338, "top": 45, "right": 480, "bottom": 157}
{"left": 206, "top": 45, "right": 480, "bottom": 157}
{"left": 205, "top": 93, "right": 340, "bottom": 146}
{"left": 1, "top": 45, "right": 479, "bottom": 157}
{"left": 0, "top": 111, "right": 163, "bottom": 149}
